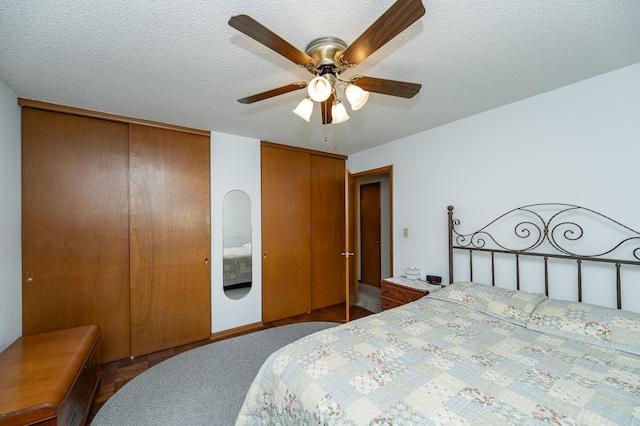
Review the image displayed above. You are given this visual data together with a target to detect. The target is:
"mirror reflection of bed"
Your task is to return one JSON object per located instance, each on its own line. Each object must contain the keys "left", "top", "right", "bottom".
{"left": 222, "top": 190, "right": 252, "bottom": 300}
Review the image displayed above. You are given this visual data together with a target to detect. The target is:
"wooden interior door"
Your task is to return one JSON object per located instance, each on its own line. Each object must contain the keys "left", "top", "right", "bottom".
{"left": 345, "top": 171, "right": 358, "bottom": 322}
{"left": 261, "top": 145, "right": 311, "bottom": 323}
{"left": 22, "top": 108, "right": 131, "bottom": 362}
{"left": 311, "top": 155, "right": 346, "bottom": 310}
{"left": 360, "top": 182, "right": 382, "bottom": 286}
{"left": 129, "top": 124, "right": 211, "bottom": 356}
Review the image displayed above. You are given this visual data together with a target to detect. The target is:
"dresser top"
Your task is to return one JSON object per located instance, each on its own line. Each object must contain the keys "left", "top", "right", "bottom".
{"left": 383, "top": 276, "right": 443, "bottom": 292}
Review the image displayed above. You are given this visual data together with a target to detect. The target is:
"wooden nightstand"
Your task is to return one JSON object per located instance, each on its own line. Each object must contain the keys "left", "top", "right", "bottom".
{"left": 380, "top": 277, "right": 443, "bottom": 311}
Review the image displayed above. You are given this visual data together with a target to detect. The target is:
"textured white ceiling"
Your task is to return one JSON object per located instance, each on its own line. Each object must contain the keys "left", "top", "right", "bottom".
{"left": 1, "top": 1, "right": 639, "bottom": 155}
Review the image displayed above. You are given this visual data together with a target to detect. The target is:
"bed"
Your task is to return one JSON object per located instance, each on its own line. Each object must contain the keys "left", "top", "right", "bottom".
{"left": 223, "top": 243, "right": 252, "bottom": 289}
{"left": 236, "top": 204, "right": 640, "bottom": 425}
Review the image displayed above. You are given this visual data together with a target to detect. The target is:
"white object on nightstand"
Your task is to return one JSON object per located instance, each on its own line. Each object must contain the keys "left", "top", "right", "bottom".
{"left": 405, "top": 266, "right": 420, "bottom": 280}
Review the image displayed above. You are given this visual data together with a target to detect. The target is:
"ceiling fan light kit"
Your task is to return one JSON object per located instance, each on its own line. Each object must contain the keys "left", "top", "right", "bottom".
{"left": 308, "top": 75, "right": 333, "bottom": 102}
{"left": 331, "top": 101, "right": 350, "bottom": 124}
{"left": 345, "top": 84, "right": 369, "bottom": 111}
{"left": 292, "top": 97, "right": 314, "bottom": 122}
{"left": 229, "top": 0, "right": 425, "bottom": 125}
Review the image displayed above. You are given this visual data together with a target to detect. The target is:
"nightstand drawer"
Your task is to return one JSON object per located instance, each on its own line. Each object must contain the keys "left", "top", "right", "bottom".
{"left": 381, "top": 281, "right": 427, "bottom": 304}
{"left": 381, "top": 297, "right": 404, "bottom": 311}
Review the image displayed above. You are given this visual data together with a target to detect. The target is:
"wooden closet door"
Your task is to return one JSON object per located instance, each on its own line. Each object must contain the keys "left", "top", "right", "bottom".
{"left": 129, "top": 124, "right": 211, "bottom": 356}
{"left": 310, "top": 155, "right": 346, "bottom": 310}
{"left": 22, "top": 108, "right": 131, "bottom": 362}
{"left": 261, "top": 145, "right": 311, "bottom": 323}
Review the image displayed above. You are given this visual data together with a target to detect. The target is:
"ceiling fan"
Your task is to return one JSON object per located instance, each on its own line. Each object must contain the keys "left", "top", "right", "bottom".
{"left": 228, "top": 0, "right": 425, "bottom": 124}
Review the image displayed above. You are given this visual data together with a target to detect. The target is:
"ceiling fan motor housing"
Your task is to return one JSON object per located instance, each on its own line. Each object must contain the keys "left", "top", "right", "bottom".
{"left": 305, "top": 37, "right": 348, "bottom": 75}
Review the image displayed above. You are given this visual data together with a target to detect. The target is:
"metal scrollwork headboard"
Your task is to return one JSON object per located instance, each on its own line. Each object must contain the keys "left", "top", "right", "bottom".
{"left": 448, "top": 203, "right": 640, "bottom": 309}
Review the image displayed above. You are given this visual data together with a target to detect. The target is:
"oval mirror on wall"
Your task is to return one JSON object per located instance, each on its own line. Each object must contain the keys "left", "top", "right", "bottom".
{"left": 222, "top": 190, "right": 252, "bottom": 300}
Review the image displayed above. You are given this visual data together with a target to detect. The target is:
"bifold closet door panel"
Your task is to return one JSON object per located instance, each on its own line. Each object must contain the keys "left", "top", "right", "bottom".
{"left": 129, "top": 124, "right": 211, "bottom": 357}
{"left": 261, "top": 145, "right": 312, "bottom": 323}
{"left": 22, "top": 108, "right": 131, "bottom": 362}
{"left": 310, "top": 155, "right": 346, "bottom": 310}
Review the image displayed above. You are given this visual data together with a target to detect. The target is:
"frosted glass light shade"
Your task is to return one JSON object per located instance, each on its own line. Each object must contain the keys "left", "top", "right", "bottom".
{"left": 345, "top": 84, "right": 369, "bottom": 111}
{"left": 293, "top": 97, "right": 314, "bottom": 122}
{"left": 331, "top": 101, "right": 349, "bottom": 124}
{"left": 307, "top": 76, "right": 332, "bottom": 102}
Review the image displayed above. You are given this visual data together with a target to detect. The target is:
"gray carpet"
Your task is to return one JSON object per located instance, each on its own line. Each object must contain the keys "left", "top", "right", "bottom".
{"left": 91, "top": 322, "right": 337, "bottom": 426}
{"left": 356, "top": 282, "right": 382, "bottom": 313}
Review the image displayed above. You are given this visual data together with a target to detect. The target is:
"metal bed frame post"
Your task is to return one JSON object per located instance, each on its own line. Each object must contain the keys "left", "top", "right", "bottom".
{"left": 448, "top": 205, "right": 454, "bottom": 284}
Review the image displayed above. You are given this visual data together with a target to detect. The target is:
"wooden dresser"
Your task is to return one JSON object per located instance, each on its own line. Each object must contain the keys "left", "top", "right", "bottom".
{"left": 381, "top": 277, "right": 443, "bottom": 310}
{"left": 0, "top": 325, "right": 101, "bottom": 426}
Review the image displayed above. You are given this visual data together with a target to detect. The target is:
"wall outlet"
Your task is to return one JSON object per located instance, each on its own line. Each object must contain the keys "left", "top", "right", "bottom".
{"left": 403, "top": 228, "right": 408, "bottom": 238}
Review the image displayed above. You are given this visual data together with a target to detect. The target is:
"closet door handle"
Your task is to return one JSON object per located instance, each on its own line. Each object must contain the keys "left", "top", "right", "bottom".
{"left": 204, "top": 258, "right": 209, "bottom": 264}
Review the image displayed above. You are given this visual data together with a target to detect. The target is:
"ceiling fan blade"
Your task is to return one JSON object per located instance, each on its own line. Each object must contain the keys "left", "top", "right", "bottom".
{"left": 229, "top": 14, "right": 314, "bottom": 67}
{"left": 353, "top": 76, "right": 421, "bottom": 98}
{"left": 321, "top": 94, "right": 335, "bottom": 125}
{"left": 237, "top": 82, "right": 308, "bottom": 104}
{"left": 340, "top": 0, "right": 425, "bottom": 66}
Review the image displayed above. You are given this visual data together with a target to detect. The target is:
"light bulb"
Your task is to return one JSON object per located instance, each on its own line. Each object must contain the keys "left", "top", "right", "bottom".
{"left": 331, "top": 101, "right": 349, "bottom": 124}
{"left": 345, "top": 84, "right": 369, "bottom": 111}
{"left": 293, "top": 97, "right": 314, "bottom": 122}
{"left": 308, "top": 76, "right": 332, "bottom": 102}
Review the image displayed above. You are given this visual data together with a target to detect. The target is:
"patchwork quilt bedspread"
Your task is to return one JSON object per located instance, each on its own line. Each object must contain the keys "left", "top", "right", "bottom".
{"left": 236, "top": 289, "right": 640, "bottom": 425}
{"left": 223, "top": 245, "right": 252, "bottom": 286}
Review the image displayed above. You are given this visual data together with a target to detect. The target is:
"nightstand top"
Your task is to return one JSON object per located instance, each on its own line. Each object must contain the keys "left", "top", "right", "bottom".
{"left": 382, "top": 276, "right": 443, "bottom": 292}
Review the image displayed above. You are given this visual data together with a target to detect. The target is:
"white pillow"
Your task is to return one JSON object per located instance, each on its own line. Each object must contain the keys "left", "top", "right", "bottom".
{"left": 429, "top": 281, "right": 547, "bottom": 326}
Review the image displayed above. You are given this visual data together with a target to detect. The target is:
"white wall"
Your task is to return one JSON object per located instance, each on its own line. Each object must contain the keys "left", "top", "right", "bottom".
{"left": 0, "top": 81, "right": 22, "bottom": 351}
{"left": 210, "top": 132, "right": 262, "bottom": 333}
{"left": 347, "top": 63, "right": 640, "bottom": 312}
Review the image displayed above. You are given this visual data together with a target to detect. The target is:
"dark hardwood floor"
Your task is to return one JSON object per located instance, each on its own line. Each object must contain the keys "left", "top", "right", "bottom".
{"left": 88, "top": 304, "right": 373, "bottom": 423}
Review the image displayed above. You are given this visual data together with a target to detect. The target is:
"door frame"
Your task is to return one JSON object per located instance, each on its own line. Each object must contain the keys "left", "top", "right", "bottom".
{"left": 352, "top": 166, "right": 393, "bottom": 285}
